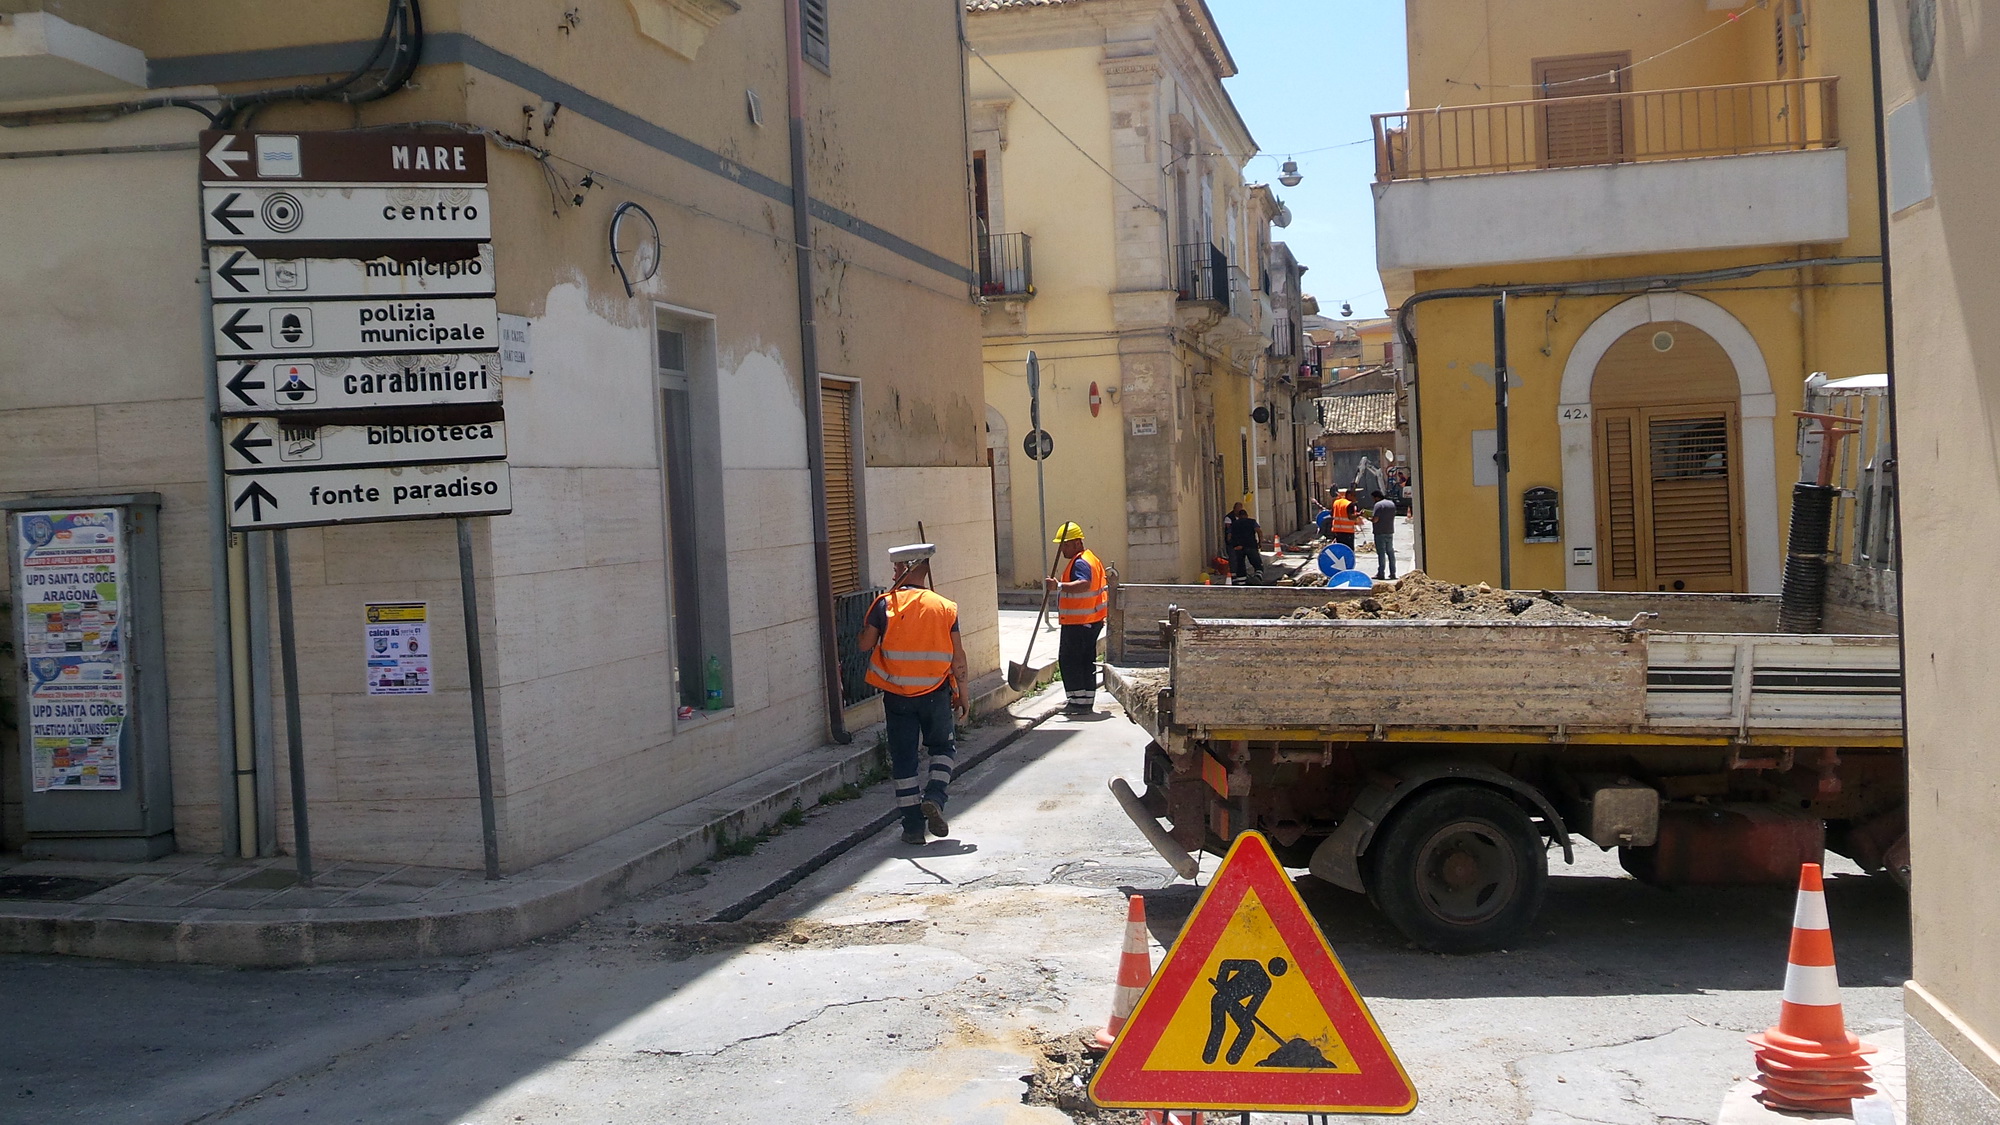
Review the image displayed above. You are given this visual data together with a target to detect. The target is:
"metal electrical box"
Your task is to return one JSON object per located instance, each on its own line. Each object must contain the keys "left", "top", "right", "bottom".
{"left": 1522, "top": 486, "right": 1561, "bottom": 543}
{"left": 4, "top": 495, "right": 174, "bottom": 859}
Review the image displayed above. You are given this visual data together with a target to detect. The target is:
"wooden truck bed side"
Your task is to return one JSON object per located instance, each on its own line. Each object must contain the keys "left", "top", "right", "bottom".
{"left": 1166, "top": 617, "right": 1650, "bottom": 730}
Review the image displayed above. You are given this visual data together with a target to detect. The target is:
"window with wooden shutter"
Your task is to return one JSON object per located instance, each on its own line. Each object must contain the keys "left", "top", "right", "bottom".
{"left": 821, "top": 377, "right": 862, "bottom": 596}
{"left": 1648, "top": 413, "right": 1737, "bottom": 587}
{"left": 800, "top": 0, "right": 829, "bottom": 69}
{"left": 1534, "top": 52, "right": 1630, "bottom": 167}
{"left": 1598, "top": 410, "right": 1642, "bottom": 584}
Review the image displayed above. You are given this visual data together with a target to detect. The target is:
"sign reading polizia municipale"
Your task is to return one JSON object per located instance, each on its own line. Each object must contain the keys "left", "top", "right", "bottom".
{"left": 1089, "top": 832, "right": 1418, "bottom": 1115}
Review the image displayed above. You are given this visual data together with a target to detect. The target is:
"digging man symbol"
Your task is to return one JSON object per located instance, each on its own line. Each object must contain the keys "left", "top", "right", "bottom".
{"left": 1203, "top": 955, "right": 1340, "bottom": 1069}
{"left": 1206, "top": 957, "right": 1288, "bottom": 1065}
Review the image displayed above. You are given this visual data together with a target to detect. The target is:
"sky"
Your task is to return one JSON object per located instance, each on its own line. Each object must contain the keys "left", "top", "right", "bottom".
{"left": 1209, "top": 0, "right": 1409, "bottom": 320}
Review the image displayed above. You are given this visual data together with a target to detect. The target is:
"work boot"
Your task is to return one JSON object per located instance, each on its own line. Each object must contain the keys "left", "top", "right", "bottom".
{"left": 921, "top": 800, "right": 949, "bottom": 838}
{"left": 900, "top": 827, "right": 926, "bottom": 845}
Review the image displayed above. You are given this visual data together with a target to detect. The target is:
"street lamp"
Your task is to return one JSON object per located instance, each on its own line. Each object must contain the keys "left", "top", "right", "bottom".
{"left": 1278, "top": 159, "right": 1303, "bottom": 187}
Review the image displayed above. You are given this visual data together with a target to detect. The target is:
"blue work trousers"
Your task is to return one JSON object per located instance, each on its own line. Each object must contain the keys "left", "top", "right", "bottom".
{"left": 883, "top": 683, "right": 955, "bottom": 833}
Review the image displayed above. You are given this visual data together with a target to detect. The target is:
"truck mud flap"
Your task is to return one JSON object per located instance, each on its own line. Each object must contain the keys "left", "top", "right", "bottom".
{"left": 1308, "top": 760, "right": 1574, "bottom": 893}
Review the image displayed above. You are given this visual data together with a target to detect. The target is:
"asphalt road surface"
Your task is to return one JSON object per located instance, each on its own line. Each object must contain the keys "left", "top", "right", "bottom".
{"left": 0, "top": 692, "right": 1910, "bottom": 1124}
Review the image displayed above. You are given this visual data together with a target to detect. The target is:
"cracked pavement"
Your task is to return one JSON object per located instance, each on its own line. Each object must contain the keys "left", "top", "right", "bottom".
{"left": 0, "top": 692, "right": 1910, "bottom": 1124}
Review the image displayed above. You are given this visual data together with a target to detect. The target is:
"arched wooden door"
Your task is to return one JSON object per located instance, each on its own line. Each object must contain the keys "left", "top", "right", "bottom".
{"left": 1591, "top": 321, "right": 1746, "bottom": 591}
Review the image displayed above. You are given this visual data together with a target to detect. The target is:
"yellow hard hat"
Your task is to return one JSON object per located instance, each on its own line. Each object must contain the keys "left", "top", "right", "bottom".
{"left": 1052, "top": 521, "right": 1085, "bottom": 543}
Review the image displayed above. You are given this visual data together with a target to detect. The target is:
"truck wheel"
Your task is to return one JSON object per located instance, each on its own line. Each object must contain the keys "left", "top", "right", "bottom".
{"left": 1364, "top": 785, "right": 1547, "bottom": 954}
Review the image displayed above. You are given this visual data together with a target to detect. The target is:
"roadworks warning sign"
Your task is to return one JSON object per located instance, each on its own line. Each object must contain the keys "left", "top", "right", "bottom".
{"left": 1089, "top": 832, "right": 1417, "bottom": 1114}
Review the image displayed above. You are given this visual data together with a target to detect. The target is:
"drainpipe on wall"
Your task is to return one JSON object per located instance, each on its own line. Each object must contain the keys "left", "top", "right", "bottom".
{"left": 784, "top": 0, "right": 852, "bottom": 745}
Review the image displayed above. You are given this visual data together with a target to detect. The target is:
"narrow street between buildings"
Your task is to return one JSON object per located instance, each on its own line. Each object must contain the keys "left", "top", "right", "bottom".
{"left": 0, "top": 687, "right": 1908, "bottom": 1125}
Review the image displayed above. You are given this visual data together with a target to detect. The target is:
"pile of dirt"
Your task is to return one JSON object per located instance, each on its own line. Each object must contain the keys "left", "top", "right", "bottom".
{"left": 1020, "top": 1029, "right": 1144, "bottom": 1123}
{"left": 1284, "top": 572, "right": 1615, "bottom": 624}
{"left": 631, "top": 918, "right": 928, "bottom": 960}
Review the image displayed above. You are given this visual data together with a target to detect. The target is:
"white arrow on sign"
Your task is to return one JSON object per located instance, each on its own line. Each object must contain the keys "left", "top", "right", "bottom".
{"left": 227, "top": 461, "right": 512, "bottom": 530}
{"left": 212, "top": 296, "right": 496, "bottom": 358}
{"left": 216, "top": 354, "right": 503, "bottom": 414}
{"left": 223, "top": 417, "right": 507, "bottom": 473}
{"left": 206, "top": 133, "right": 250, "bottom": 178}
{"left": 206, "top": 244, "right": 496, "bottom": 300}
{"left": 200, "top": 185, "right": 491, "bottom": 242}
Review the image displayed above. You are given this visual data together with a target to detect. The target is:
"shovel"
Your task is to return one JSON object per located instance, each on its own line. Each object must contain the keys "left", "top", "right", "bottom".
{"left": 1007, "top": 552, "right": 1067, "bottom": 690}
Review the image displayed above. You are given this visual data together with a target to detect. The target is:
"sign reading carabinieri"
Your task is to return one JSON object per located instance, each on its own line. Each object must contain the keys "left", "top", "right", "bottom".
{"left": 200, "top": 129, "right": 511, "bottom": 531}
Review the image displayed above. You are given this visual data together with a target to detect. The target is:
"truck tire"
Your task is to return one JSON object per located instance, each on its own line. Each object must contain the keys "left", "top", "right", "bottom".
{"left": 1364, "top": 785, "right": 1547, "bottom": 953}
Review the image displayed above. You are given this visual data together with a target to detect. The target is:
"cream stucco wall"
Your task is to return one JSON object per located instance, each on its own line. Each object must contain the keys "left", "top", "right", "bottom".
{"left": 1877, "top": 0, "right": 2000, "bottom": 1117}
{"left": 0, "top": 0, "right": 991, "bottom": 870}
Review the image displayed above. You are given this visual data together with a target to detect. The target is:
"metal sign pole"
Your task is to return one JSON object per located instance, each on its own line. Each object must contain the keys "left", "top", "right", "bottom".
{"left": 457, "top": 517, "right": 502, "bottom": 880}
{"left": 1029, "top": 350, "right": 1049, "bottom": 577}
{"left": 271, "top": 529, "right": 312, "bottom": 884}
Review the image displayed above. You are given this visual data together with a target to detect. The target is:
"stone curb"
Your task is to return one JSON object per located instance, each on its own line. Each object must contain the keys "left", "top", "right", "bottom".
{"left": 0, "top": 676, "right": 1046, "bottom": 967}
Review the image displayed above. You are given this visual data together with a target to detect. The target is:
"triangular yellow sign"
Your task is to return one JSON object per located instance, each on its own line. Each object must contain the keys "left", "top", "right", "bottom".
{"left": 1090, "top": 832, "right": 1417, "bottom": 1114}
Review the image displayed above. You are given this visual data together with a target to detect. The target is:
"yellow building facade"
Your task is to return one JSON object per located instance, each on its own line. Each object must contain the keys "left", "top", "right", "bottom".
{"left": 967, "top": 0, "right": 1297, "bottom": 585}
{"left": 1377, "top": 0, "right": 1886, "bottom": 591}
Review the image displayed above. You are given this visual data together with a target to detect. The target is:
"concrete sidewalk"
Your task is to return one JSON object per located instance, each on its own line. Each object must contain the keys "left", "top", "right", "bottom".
{"left": 0, "top": 676, "right": 1064, "bottom": 967}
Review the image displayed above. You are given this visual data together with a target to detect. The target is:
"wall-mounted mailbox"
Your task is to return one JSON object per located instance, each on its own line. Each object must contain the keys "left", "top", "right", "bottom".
{"left": 1523, "top": 486, "right": 1561, "bottom": 543}
{"left": 5, "top": 495, "right": 173, "bottom": 860}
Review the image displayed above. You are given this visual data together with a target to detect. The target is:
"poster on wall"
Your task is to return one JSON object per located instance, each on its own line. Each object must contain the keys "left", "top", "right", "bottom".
{"left": 13, "top": 508, "right": 128, "bottom": 792}
{"left": 365, "top": 602, "right": 431, "bottom": 695}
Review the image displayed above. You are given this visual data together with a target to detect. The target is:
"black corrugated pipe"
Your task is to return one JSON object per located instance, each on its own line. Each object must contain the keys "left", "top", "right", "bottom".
{"left": 1778, "top": 484, "right": 1839, "bottom": 633}
{"left": 785, "top": 0, "right": 852, "bottom": 745}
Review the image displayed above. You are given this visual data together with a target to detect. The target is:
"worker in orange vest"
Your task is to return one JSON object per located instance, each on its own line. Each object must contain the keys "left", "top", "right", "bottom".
{"left": 1328, "top": 487, "right": 1362, "bottom": 550}
{"left": 1046, "top": 522, "right": 1110, "bottom": 715}
{"left": 859, "top": 543, "right": 969, "bottom": 844}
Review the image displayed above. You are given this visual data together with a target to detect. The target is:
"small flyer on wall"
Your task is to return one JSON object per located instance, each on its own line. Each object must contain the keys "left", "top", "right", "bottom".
{"left": 12, "top": 508, "right": 128, "bottom": 792}
{"left": 364, "top": 602, "right": 431, "bottom": 695}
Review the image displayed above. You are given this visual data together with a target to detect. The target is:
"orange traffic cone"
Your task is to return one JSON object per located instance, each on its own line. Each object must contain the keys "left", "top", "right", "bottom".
{"left": 1273, "top": 539, "right": 1285, "bottom": 559}
{"left": 1097, "top": 894, "right": 1154, "bottom": 1051}
{"left": 1747, "top": 863, "right": 1878, "bottom": 1112}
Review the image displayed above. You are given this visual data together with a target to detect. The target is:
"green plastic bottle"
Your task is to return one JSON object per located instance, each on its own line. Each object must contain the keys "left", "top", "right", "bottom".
{"left": 703, "top": 655, "right": 724, "bottom": 710}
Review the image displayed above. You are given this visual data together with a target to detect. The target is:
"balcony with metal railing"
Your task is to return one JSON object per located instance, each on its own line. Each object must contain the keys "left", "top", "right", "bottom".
{"left": 1268, "top": 313, "right": 1298, "bottom": 359}
{"left": 1174, "top": 243, "right": 1234, "bottom": 311}
{"left": 1372, "top": 78, "right": 1853, "bottom": 271}
{"left": 977, "top": 232, "right": 1033, "bottom": 298}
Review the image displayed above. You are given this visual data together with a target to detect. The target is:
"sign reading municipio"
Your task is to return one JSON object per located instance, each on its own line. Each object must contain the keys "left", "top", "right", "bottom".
{"left": 206, "top": 244, "right": 496, "bottom": 300}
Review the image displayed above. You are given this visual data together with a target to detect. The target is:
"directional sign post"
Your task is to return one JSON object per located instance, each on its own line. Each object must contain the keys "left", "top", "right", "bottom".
{"left": 218, "top": 354, "right": 502, "bottom": 414}
{"left": 1089, "top": 832, "right": 1418, "bottom": 1115}
{"left": 201, "top": 129, "right": 509, "bottom": 882}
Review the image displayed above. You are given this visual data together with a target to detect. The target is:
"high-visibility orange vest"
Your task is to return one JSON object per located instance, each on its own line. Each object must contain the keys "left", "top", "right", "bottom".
{"left": 1058, "top": 549, "right": 1109, "bottom": 625}
{"left": 864, "top": 588, "right": 958, "bottom": 696}
{"left": 1329, "top": 498, "right": 1362, "bottom": 534}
